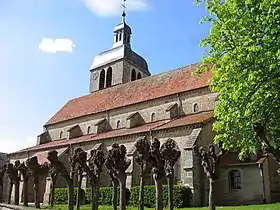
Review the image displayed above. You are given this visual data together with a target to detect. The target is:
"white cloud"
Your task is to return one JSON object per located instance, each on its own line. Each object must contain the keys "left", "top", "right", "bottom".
{"left": 0, "top": 136, "right": 37, "bottom": 154}
{"left": 38, "top": 38, "right": 75, "bottom": 53}
{"left": 82, "top": 0, "right": 149, "bottom": 17}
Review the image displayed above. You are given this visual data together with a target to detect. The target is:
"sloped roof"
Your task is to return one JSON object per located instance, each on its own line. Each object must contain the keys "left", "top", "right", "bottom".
{"left": 45, "top": 63, "right": 212, "bottom": 126}
{"left": 13, "top": 111, "right": 213, "bottom": 155}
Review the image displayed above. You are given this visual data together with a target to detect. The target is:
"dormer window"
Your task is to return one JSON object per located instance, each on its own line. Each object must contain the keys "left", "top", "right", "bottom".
{"left": 87, "top": 126, "right": 91, "bottom": 135}
{"left": 151, "top": 113, "right": 156, "bottom": 122}
{"left": 193, "top": 103, "right": 199, "bottom": 113}
{"left": 59, "top": 131, "right": 63, "bottom": 139}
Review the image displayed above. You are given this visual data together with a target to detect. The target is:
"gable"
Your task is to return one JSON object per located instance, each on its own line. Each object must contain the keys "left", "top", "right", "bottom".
{"left": 45, "top": 63, "right": 212, "bottom": 126}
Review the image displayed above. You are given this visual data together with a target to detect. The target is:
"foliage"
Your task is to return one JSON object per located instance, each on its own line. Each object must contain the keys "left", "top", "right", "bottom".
{"left": 195, "top": 0, "right": 280, "bottom": 158}
{"left": 54, "top": 188, "right": 84, "bottom": 205}
{"left": 129, "top": 185, "right": 192, "bottom": 208}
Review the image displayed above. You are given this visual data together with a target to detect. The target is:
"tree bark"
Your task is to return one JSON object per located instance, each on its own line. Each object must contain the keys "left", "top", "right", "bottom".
{"left": 138, "top": 175, "right": 144, "bottom": 210}
{"left": 8, "top": 182, "right": 13, "bottom": 204}
{"left": 154, "top": 179, "right": 163, "bottom": 210}
{"left": 65, "top": 178, "right": 74, "bottom": 210}
{"left": 76, "top": 175, "right": 82, "bottom": 210}
{"left": 91, "top": 183, "right": 96, "bottom": 210}
{"left": 119, "top": 178, "right": 126, "bottom": 210}
{"left": 34, "top": 181, "right": 40, "bottom": 209}
{"left": 167, "top": 177, "right": 173, "bottom": 210}
{"left": 23, "top": 179, "right": 29, "bottom": 207}
{"left": 0, "top": 181, "right": 3, "bottom": 203}
{"left": 94, "top": 180, "right": 100, "bottom": 210}
{"left": 50, "top": 177, "right": 56, "bottom": 207}
{"left": 14, "top": 180, "right": 20, "bottom": 205}
{"left": 112, "top": 179, "right": 118, "bottom": 210}
{"left": 209, "top": 178, "right": 215, "bottom": 210}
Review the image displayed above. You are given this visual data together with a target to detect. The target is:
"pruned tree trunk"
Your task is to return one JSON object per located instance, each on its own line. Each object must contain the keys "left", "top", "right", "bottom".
{"left": 112, "top": 179, "right": 118, "bottom": 210}
{"left": 50, "top": 177, "right": 56, "bottom": 207}
{"left": 94, "top": 180, "right": 100, "bottom": 210}
{"left": 138, "top": 175, "right": 144, "bottom": 210}
{"left": 34, "top": 181, "right": 40, "bottom": 209}
{"left": 14, "top": 180, "right": 19, "bottom": 205}
{"left": 154, "top": 178, "right": 163, "bottom": 210}
{"left": 23, "top": 178, "right": 29, "bottom": 207}
{"left": 91, "top": 183, "right": 95, "bottom": 210}
{"left": 0, "top": 182, "right": 3, "bottom": 203}
{"left": 8, "top": 182, "right": 12, "bottom": 204}
{"left": 119, "top": 177, "right": 126, "bottom": 210}
{"left": 209, "top": 179, "right": 215, "bottom": 210}
{"left": 76, "top": 175, "right": 82, "bottom": 210}
{"left": 66, "top": 178, "right": 74, "bottom": 210}
{"left": 167, "top": 176, "right": 173, "bottom": 210}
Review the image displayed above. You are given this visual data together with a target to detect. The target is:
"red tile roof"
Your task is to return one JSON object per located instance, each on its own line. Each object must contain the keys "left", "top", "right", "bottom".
{"left": 13, "top": 111, "right": 213, "bottom": 154}
{"left": 45, "top": 63, "right": 212, "bottom": 125}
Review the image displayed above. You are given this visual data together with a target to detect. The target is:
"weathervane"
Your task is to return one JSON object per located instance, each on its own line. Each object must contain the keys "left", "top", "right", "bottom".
{"left": 121, "top": 0, "right": 127, "bottom": 21}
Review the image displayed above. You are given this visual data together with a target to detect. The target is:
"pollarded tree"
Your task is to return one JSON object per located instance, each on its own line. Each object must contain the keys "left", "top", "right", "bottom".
{"left": 134, "top": 136, "right": 152, "bottom": 210}
{"left": 0, "top": 164, "right": 6, "bottom": 203}
{"left": 16, "top": 162, "right": 30, "bottom": 207}
{"left": 106, "top": 169, "right": 118, "bottom": 210}
{"left": 195, "top": 1, "right": 280, "bottom": 159}
{"left": 47, "top": 150, "right": 74, "bottom": 210}
{"left": 6, "top": 162, "right": 20, "bottom": 205}
{"left": 160, "top": 139, "right": 181, "bottom": 210}
{"left": 193, "top": 144, "right": 226, "bottom": 210}
{"left": 75, "top": 148, "right": 105, "bottom": 210}
{"left": 105, "top": 143, "right": 131, "bottom": 210}
{"left": 26, "top": 157, "right": 49, "bottom": 209}
{"left": 150, "top": 138, "right": 165, "bottom": 210}
{"left": 48, "top": 166, "right": 57, "bottom": 207}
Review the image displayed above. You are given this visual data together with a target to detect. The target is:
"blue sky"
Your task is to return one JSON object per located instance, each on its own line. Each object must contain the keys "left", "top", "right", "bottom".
{"left": 0, "top": 0, "right": 209, "bottom": 153}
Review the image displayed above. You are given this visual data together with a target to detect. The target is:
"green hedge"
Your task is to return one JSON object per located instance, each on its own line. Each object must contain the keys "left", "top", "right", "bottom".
{"left": 53, "top": 185, "right": 191, "bottom": 208}
{"left": 129, "top": 185, "right": 192, "bottom": 208}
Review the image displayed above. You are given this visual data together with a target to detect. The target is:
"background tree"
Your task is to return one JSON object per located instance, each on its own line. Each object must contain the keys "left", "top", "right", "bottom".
{"left": 26, "top": 157, "right": 48, "bottom": 209}
{"left": 134, "top": 136, "right": 152, "bottom": 210}
{"left": 193, "top": 144, "right": 226, "bottom": 210}
{"left": 160, "top": 139, "right": 181, "bottom": 210}
{"left": 105, "top": 143, "right": 131, "bottom": 210}
{"left": 195, "top": 0, "right": 280, "bottom": 159}
{"left": 150, "top": 138, "right": 165, "bottom": 210}
{"left": 0, "top": 164, "right": 6, "bottom": 203}
{"left": 17, "top": 162, "right": 30, "bottom": 207}
{"left": 47, "top": 150, "right": 74, "bottom": 210}
{"left": 7, "top": 162, "right": 20, "bottom": 205}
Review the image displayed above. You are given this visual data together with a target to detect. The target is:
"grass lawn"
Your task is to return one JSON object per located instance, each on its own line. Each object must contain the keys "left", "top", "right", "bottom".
{"left": 41, "top": 203, "right": 280, "bottom": 210}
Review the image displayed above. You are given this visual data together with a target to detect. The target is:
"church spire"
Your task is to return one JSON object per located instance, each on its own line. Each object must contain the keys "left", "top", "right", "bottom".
{"left": 112, "top": 0, "right": 132, "bottom": 49}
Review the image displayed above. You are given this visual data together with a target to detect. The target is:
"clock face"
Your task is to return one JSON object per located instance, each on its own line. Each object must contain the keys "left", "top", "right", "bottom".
{"left": 93, "top": 72, "right": 99, "bottom": 80}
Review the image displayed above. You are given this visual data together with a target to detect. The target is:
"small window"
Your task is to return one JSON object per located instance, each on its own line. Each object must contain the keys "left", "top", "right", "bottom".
{"left": 124, "top": 33, "right": 127, "bottom": 42}
{"left": 131, "top": 69, "right": 136, "bottom": 81}
{"left": 116, "top": 120, "right": 121, "bottom": 129}
{"left": 106, "top": 67, "right": 112, "bottom": 87}
{"left": 229, "top": 170, "right": 241, "bottom": 189}
{"left": 59, "top": 131, "right": 63, "bottom": 139}
{"left": 119, "top": 32, "right": 122, "bottom": 41}
{"left": 137, "top": 72, "right": 142, "bottom": 80}
{"left": 127, "top": 36, "right": 130, "bottom": 43}
{"left": 151, "top": 113, "right": 156, "bottom": 122}
{"left": 99, "top": 69, "right": 105, "bottom": 90}
{"left": 193, "top": 103, "right": 199, "bottom": 113}
{"left": 87, "top": 126, "right": 91, "bottom": 135}
{"left": 115, "top": 34, "right": 118, "bottom": 42}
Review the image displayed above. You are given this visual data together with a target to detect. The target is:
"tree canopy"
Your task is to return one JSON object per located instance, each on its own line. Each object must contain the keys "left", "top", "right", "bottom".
{"left": 195, "top": 0, "right": 280, "bottom": 158}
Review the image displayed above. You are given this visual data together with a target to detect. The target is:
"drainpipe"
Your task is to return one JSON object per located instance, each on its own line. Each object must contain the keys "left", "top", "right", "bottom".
{"left": 259, "top": 163, "right": 266, "bottom": 204}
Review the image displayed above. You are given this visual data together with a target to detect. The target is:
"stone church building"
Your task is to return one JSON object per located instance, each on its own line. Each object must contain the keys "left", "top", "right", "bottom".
{"left": 7, "top": 15, "right": 280, "bottom": 207}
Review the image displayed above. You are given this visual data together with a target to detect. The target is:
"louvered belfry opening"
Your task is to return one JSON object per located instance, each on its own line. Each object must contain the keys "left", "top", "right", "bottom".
{"left": 131, "top": 69, "right": 136, "bottom": 81}
{"left": 106, "top": 67, "right": 113, "bottom": 87}
{"left": 99, "top": 69, "right": 105, "bottom": 89}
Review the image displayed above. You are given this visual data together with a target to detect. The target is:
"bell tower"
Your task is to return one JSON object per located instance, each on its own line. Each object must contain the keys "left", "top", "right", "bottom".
{"left": 88, "top": 1, "right": 151, "bottom": 93}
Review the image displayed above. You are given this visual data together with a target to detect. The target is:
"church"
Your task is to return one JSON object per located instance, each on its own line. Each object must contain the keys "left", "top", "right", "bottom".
{"left": 7, "top": 12, "right": 280, "bottom": 207}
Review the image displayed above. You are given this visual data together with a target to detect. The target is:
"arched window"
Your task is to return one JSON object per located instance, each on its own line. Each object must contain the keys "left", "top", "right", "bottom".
{"left": 116, "top": 120, "right": 121, "bottom": 129}
{"left": 59, "top": 131, "right": 63, "bottom": 139}
{"left": 137, "top": 72, "right": 142, "bottom": 80}
{"left": 106, "top": 67, "right": 113, "bottom": 87}
{"left": 151, "top": 113, "right": 156, "bottom": 122}
{"left": 229, "top": 170, "right": 241, "bottom": 189}
{"left": 193, "top": 103, "right": 199, "bottom": 113}
{"left": 99, "top": 69, "right": 105, "bottom": 90}
{"left": 131, "top": 69, "right": 136, "bottom": 81}
{"left": 115, "top": 34, "right": 118, "bottom": 42}
{"left": 119, "top": 32, "right": 122, "bottom": 41}
{"left": 87, "top": 126, "right": 91, "bottom": 135}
